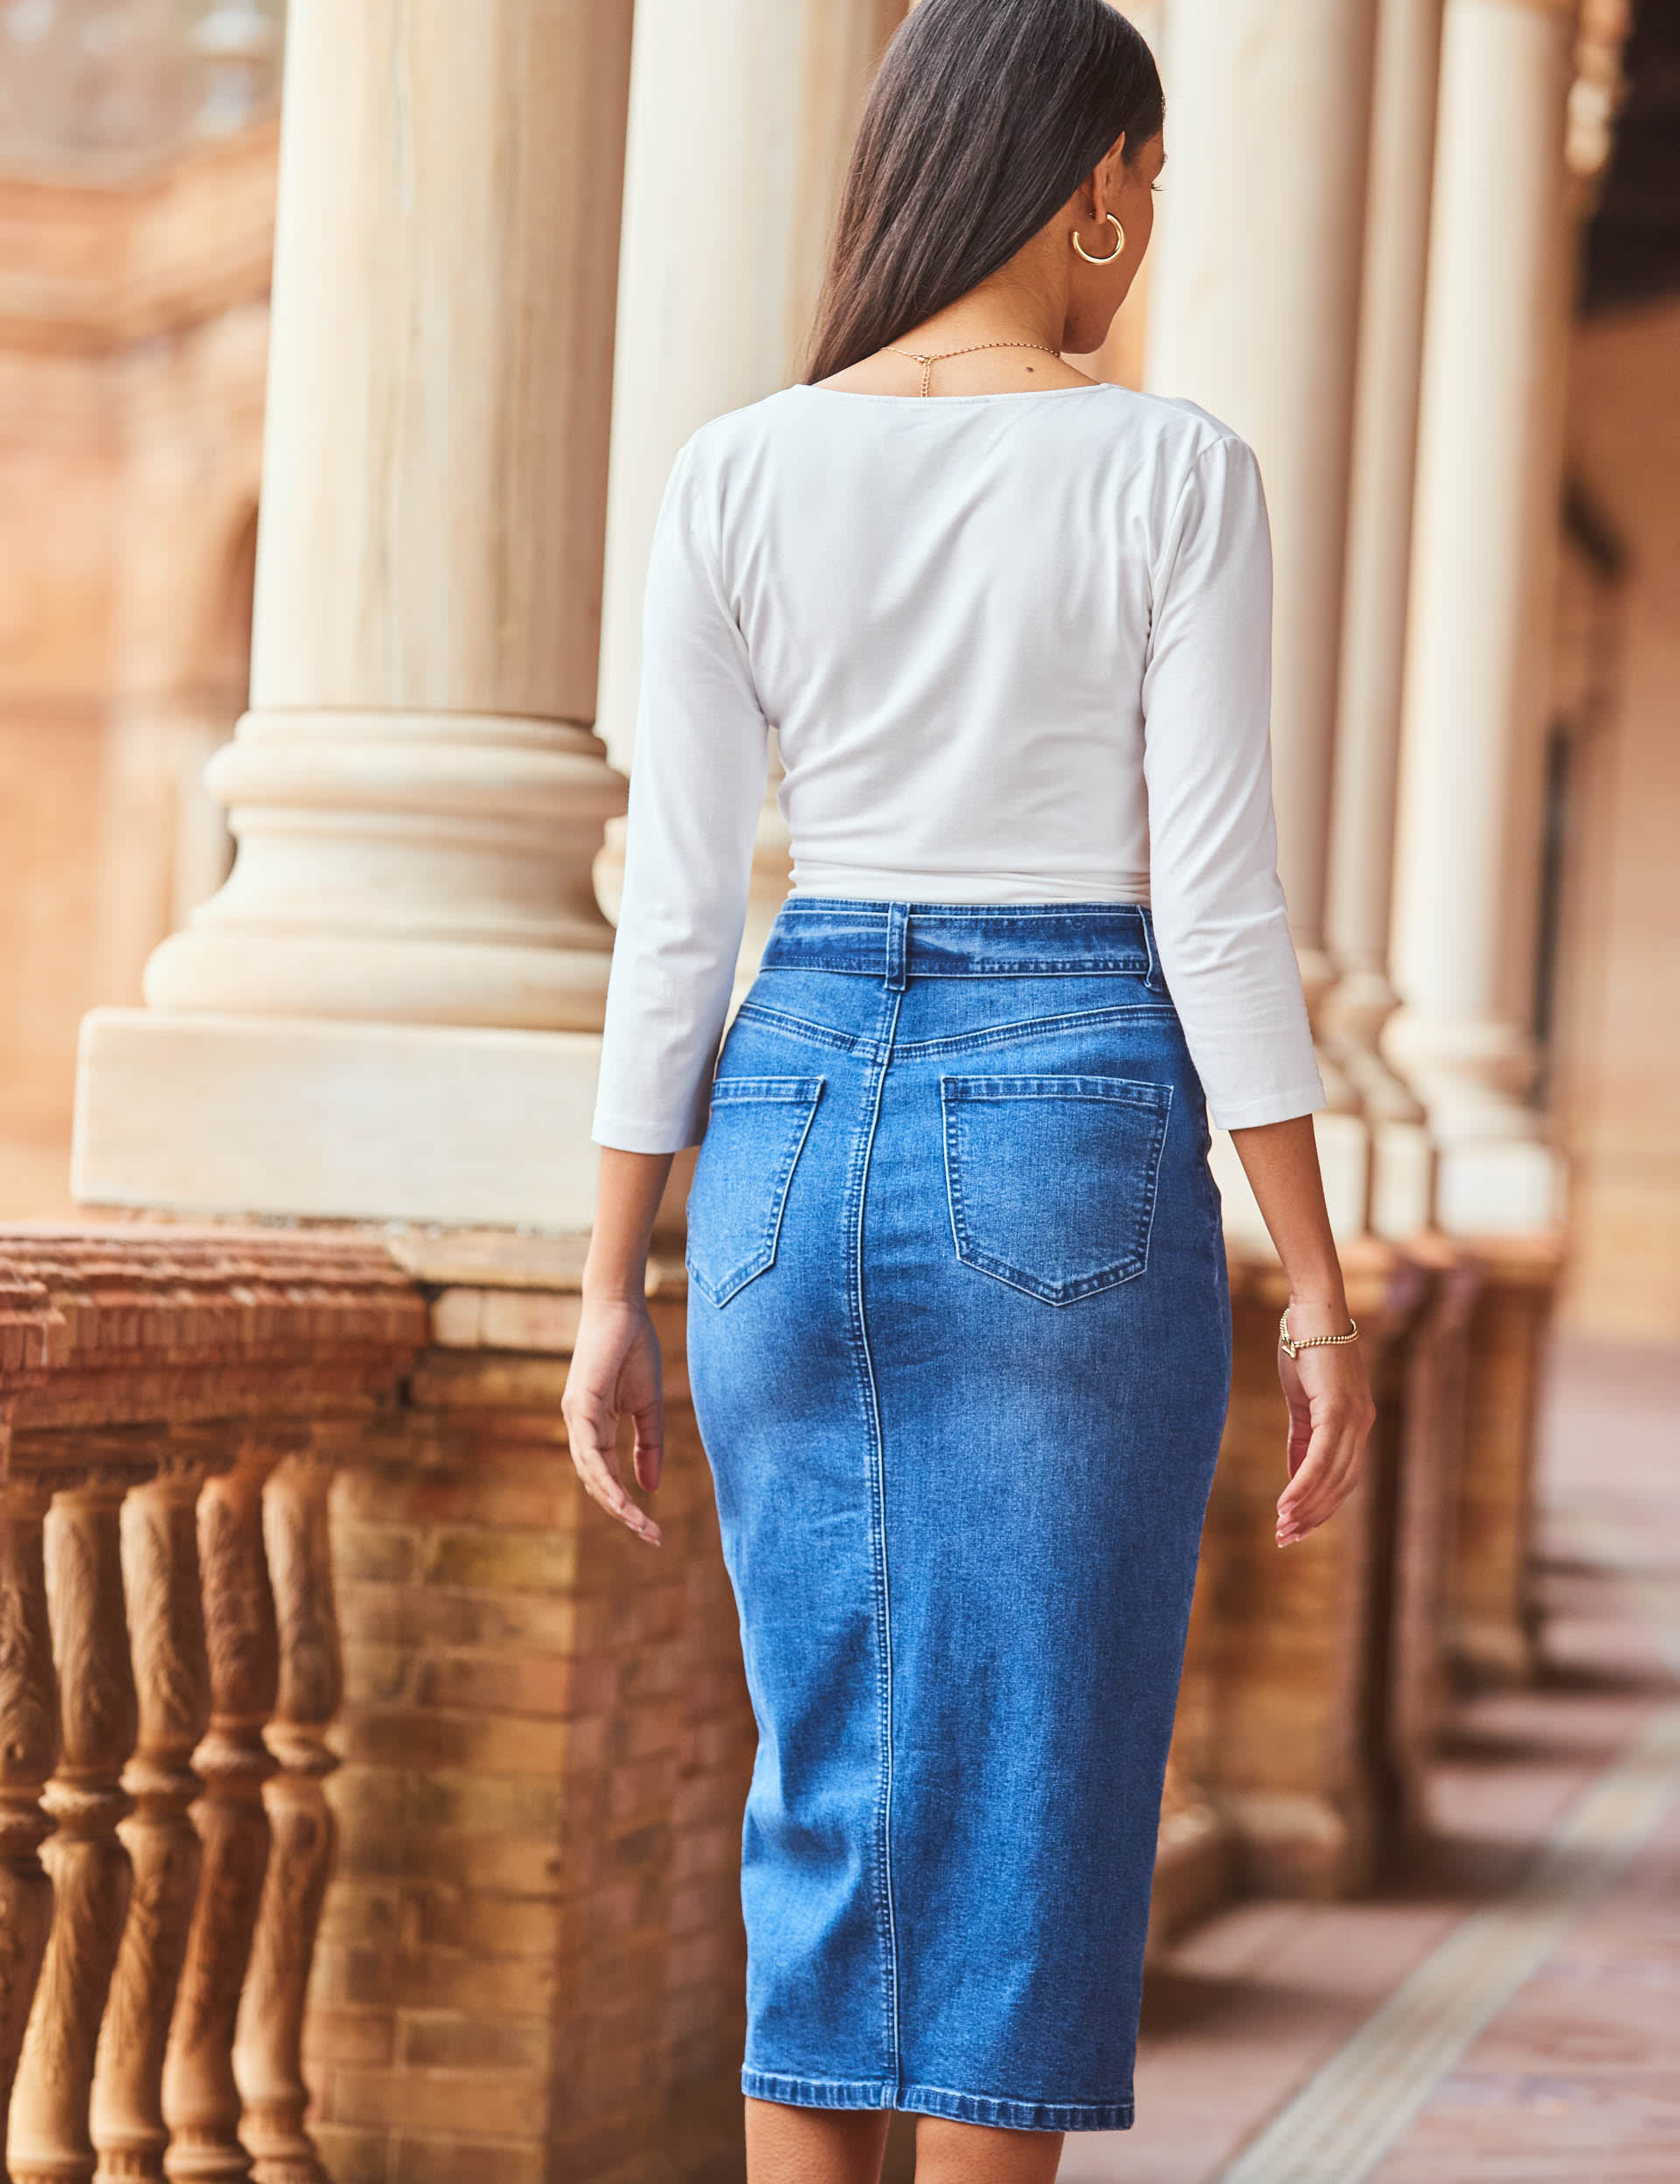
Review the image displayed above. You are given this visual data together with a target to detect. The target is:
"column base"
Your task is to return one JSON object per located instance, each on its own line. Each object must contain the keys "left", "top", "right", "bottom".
{"left": 1446, "top": 1610, "right": 1536, "bottom": 1690}
{"left": 73, "top": 1010, "right": 612, "bottom": 1229}
{"left": 1146, "top": 1800, "right": 1230, "bottom": 1958}
{"left": 1370, "top": 1117, "right": 1437, "bottom": 1239}
{"left": 1219, "top": 1788, "right": 1377, "bottom": 1900}
{"left": 1437, "top": 1138, "right": 1566, "bottom": 1235}
{"left": 1316, "top": 1110, "right": 1372, "bottom": 1237}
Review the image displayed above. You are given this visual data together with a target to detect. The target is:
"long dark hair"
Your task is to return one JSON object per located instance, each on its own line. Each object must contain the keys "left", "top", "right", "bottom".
{"left": 807, "top": 0, "right": 1164, "bottom": 382}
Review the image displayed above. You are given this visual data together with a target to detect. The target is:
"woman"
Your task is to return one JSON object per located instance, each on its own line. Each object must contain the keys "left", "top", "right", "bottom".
{"left": 564, "top": 1, "right": 1376, "bottom": 2177}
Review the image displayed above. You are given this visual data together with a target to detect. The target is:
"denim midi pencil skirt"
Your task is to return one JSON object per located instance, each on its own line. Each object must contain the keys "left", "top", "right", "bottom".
{"left": 684, "top": 900, "right": 1234, "bottom": 2133}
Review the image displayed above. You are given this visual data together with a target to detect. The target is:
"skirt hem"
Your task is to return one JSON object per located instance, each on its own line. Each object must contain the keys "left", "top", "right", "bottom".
{"left": 740, "top": 2068, "right": 1135, "bottom": 2133}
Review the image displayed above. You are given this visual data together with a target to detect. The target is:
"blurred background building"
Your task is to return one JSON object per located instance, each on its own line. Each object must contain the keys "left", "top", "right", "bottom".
{"left": 0, "top": 0, "right": 282, "bottom": 1217}
{"left": 1, "top": 2, "right": 1677, "bottom": 2180}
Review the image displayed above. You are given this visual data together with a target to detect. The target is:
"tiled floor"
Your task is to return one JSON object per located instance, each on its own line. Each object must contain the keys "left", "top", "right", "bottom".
{"left": 1052, "top": 1333, "right": 1680, "bottom": 2184}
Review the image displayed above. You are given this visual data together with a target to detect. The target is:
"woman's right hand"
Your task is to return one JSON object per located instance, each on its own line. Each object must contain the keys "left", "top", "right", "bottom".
{"left": 562, "top": 1292, "right": 666, "bottom": 1547}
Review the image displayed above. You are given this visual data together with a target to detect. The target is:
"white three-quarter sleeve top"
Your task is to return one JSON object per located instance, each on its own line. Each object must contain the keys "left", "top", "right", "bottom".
{"left": 591, "top": 380, "right": 1325, "bottom": 1152}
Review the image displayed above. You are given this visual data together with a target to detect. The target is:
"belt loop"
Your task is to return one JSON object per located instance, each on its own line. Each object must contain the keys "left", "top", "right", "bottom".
{"left": 1140, "top": 907, "right": 1166, "bottom": 995}
{"left": 884, "top": 902, "right": 909, "bottom": 991}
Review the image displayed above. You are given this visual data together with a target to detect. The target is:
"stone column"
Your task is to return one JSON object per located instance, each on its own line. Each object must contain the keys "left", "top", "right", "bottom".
{"left": 1144, "top": 0, "right": 1381, "bottom": 1238}
{"left": 591, "top": 0, "right": 906, "bottom": 995}
{"left": 74, "top": 0, "right": 637, "bottom": 1230}
{"left": 1385, "top": 0, "right": 1576, "bottom": 1235}
{"left": 1321, "top": 0, "right": 1445, "bottom": 1241}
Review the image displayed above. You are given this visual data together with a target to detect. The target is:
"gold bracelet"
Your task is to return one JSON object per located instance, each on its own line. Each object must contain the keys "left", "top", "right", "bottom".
{"left": 1278, "top": 1309, "right": 1360, "bottom": 1360}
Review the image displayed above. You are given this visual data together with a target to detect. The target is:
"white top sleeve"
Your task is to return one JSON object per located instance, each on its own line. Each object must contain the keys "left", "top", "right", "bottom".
{"left": 1141, "top": 435, "right": 1326, "bottom": 1130}
{"left": 591, "top": 443, "right": 770, "bottom": 1152}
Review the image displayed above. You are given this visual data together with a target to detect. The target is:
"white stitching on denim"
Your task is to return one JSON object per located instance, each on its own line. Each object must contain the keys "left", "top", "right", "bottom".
{"left": 946, "top": 1074, "right": 1171, "bottom": 1104}
{"left": 940, "top": 1076, "right": 1173, "bottom": 1305}
{"left": 738, "top": 2068, "right": 1138, "bottom": 2128}
{"left": 1134, "top": 1088, "right": 1172, "bottom": 1280}
{"left": 765, "top": 955, "right": 1152, "bottom": 980}
{"left": 755, "top": 1084, "right": 822, "bottom": 1291}
{"left": 732, "top": 1001, "right": 867, "bottom": 1054}
{"left": 901, "top": 2078, "right": 1136, "bottom": 2118}
{"left": 740, "top": 2068, "right": 897, "bottom": 2110}
{"left": 896, "top": 1001, "right": 1175, "bottom": 1059}
{"left": 779, "top": 900, "right": 1148, "bottom": 920}
{"left": 687, "top": 1083, "right": 823, "bottom": 1305}
{"left": 707, "top": 1074, "right": 827, "bottom": 1100}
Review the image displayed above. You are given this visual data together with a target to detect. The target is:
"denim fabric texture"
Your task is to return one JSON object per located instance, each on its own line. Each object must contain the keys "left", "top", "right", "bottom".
{"left": 685, "top": 900, "right": 1234, "bottom": 2132}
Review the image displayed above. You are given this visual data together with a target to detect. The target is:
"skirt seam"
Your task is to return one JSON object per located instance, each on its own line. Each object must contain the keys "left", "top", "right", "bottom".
{"left": 734, "top": 999, "right": 871, "bottom": 1055}
{"left": 847, "top": 980, "right": 905, "bottom": 2091}
{"left": 895, "top": 1001, "right": 1177, "bottom": 1058}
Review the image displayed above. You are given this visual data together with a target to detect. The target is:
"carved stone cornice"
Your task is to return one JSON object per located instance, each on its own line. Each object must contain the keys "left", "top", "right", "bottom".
{"left": 0, "top": 1262, "right": 61, "bottom": 1412}
{"left": 0, "top": 1228, "right": 427, "bottom": 1436}
{"left": 7, "top": 1424, "right": 174, "bottom": 1498}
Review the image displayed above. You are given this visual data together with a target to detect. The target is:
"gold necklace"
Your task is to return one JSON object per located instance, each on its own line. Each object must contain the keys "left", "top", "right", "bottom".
{"left": 883, "top": 339, "right": 1063, "bottom": 399}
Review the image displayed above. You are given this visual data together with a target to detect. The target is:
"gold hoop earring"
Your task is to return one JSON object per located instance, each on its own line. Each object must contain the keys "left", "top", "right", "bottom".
{"left": 1072, "top": 214, "right": 1125, "bottom": 266}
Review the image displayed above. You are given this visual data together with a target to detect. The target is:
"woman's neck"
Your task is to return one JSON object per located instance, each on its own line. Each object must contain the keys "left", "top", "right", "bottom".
{"left": 817, "top": 255, "right": 1095, "bottom": 398}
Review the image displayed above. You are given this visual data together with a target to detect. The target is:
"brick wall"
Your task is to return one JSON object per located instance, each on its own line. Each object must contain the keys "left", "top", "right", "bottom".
{"left": 306, "top": 1312, "right": 755, "bottom": 2184}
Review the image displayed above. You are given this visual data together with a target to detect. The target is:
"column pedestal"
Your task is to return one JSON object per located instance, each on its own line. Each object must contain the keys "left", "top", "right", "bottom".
{"left": 74, "top": 1015, "right": 607, "bottom": 1229}
{"left": 1384, "top": 1013, "right": 1567, "bottom": 1234}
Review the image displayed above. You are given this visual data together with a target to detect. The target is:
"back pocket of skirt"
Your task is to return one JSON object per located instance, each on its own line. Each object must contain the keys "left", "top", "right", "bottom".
{"left": 686, "top": 1076, "right": 825, "bottom": 1307}
{"left": 941, "top": 1074, "right": 1172, "bottom": 1306}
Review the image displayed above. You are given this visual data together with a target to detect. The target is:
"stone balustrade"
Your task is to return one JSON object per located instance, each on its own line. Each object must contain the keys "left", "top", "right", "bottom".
{"left": 0, "top": 1229, "right": 423, "bottom": 2184}
{"left": 1445, "top": 1236, "right": 1564, "bottom": 1685}
{"left": 1150, "top": 1230, "right": 1537, "bottom": 1928}
{"left": 0, "top": 1217, "right": 1557, "bottom": 2181}
{"left": 1169, "top": 1242, "right": 1432, "bottom": 1902}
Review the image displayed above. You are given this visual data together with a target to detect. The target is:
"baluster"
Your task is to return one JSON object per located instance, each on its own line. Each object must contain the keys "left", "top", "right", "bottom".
{"left": 1, "top": 1475, "right": 59, "bottom": 2184}
{"left": 10, "top": 1468, "right": 141, "bottom": 2184}
{"left": 162, "top": 1437, "right": 288, "bottom": 2184}
{"left": 234, "top": 1432, "right": 346, "bottom": 2184}
{"left": 91, "top": 1438, "right": 221, "bottom": 2182}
